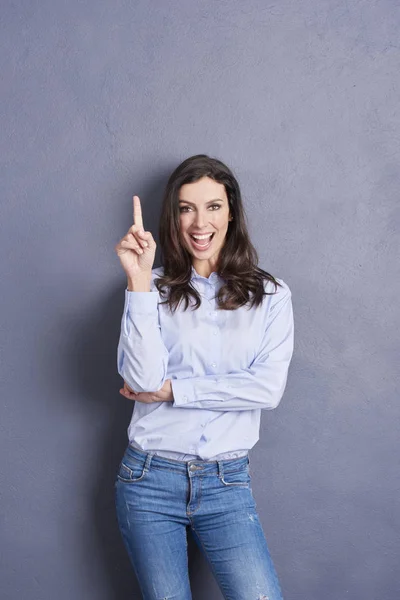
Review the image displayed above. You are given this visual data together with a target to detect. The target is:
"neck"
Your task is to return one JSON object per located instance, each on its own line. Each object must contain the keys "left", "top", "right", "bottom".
{"left": 192, "top": 258, "right": 218, "bottom": 278}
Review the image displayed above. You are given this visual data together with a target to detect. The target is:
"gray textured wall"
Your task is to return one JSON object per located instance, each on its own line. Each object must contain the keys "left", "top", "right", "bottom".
{"left": 1, "top": 1, "right": 399, "bottom": 599}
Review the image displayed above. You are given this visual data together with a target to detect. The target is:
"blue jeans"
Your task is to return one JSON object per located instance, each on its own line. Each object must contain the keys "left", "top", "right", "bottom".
{"left": 115, "top": 445, "right": 284, "bottom": 600}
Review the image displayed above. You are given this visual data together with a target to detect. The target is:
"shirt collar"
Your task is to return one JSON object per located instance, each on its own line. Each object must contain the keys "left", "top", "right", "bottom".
{"left": 191, "top": 266, "right": 219, "bottom": 283}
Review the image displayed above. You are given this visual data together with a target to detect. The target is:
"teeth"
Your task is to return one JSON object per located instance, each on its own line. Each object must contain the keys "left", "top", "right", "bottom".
{"left": 192, "top": 234, "right": 212, "bottom": 240}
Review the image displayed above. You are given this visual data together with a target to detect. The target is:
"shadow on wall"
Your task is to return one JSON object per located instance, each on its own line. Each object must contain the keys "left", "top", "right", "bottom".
{"left": 64, "top": 172, "right": 222, "bottom": 599}
{"left": 73, "top": 283, "right": 139, "bottom": 597}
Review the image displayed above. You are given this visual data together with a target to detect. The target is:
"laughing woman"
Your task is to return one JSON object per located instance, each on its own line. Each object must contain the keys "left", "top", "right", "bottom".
{"left": 114, "top": 154, "right": 294, "bottom": 600}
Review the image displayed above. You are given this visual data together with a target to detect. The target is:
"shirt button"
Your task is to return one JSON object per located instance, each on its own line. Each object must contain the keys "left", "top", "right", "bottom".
{"left": 183, "top": 395, "right": 188, "bottom": 401}
{"left": 211, "top": 362, "right": 217, "bottom": 368}
{"left": 213, "top": 329, "right": 218, "bottom": 335}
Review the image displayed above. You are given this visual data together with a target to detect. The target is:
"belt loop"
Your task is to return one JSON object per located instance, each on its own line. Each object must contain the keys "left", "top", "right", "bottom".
{"left": 144, "top": 451, "right": 154, "bottom": 472}
{"left": 217, "top": 459, "right": 224, "bottom": 479}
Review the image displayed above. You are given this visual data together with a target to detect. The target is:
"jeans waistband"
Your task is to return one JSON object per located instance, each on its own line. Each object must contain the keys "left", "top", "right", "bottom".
{"left": 126, "top": 444, "right": 250, "bottom": 477}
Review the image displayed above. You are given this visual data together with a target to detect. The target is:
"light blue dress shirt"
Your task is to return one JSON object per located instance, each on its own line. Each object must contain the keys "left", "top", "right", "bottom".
{"left": 117, "top": 266, "right": 294, "bottom": 461}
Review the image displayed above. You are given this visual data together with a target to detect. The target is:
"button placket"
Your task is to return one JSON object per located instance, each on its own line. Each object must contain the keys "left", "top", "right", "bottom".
{"left": 205, "top": 283, "right": 221, "bottom": 373}
{"left": 208, "top": 301, "right": 220, "bottom": 372}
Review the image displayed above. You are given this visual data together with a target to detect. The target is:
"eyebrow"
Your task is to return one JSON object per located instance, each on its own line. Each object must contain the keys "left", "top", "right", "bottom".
{"left": 178, "top": 198, "right": 225, "bottom": 206}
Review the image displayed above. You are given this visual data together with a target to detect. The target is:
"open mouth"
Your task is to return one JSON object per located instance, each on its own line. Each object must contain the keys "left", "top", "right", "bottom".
{"left": 189, "top": 232, "right": 215, "bottom": 251}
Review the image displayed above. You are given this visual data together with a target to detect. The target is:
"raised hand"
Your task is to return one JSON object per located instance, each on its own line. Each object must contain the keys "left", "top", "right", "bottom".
{"left": 115, "top": 196, "right": 156, "bottom": 283}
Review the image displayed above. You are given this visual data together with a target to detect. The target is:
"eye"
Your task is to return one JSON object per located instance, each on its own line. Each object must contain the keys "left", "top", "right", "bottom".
{"left": 209, "top": 204, "right": 222, "bottom": 211}
{"left": 179, "top": 205, "right": 192, "bottom": 213}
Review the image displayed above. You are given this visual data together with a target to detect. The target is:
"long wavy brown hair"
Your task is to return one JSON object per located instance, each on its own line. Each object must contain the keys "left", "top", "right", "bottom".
{"left": 155, "top": 154, "right": 281, "bottom": 311}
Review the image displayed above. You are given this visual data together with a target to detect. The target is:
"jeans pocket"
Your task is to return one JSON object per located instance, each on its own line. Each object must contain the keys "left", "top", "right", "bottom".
{"left": 220, "top": 465, "right": 251, "bottom": 487}
{"left": 117, "top": 457, "right": 148, "bottom": 483}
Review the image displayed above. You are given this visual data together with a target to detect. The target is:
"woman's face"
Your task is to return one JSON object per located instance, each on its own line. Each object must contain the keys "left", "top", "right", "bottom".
{"left": 178, "top": 176, "right": 231, "bottom": 274}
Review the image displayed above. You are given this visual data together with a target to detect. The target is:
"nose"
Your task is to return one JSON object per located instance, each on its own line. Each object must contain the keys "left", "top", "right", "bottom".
{"left": 193, "top": 210, "right": 208, "bottom": 229}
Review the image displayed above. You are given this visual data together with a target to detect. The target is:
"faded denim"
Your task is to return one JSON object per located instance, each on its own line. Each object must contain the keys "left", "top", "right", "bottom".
{"left": 115, "top": 445, "right": 283, "bottom": 600}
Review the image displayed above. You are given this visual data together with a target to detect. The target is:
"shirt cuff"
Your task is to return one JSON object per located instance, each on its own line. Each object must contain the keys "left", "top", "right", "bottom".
{"left": 125, "top": 290, "right": 160, "bottom": 315}
{"left": 171, "top": 378, "right": 195, "bottom": 406}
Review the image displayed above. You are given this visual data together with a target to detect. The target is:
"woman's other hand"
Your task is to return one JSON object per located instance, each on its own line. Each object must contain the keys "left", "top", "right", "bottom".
{"left": 119, "top": 379, "right": 174, "bottom": 403}
{"left": 115, "top": 195, "right": 156, "bottom": 285}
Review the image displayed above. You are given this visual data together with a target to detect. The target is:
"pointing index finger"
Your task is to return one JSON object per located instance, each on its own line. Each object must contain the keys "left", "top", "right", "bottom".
{"left": 133, "top": 195, "right": 144, "bottom": 230}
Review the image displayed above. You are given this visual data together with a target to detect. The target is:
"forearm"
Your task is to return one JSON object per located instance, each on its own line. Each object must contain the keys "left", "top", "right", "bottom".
{"left": 127, "top": 275, "right": 151, "bottom": 292}
{"left": 171, "top": 362, "right": 291, "bottom": 412}
{"left": 117, "top": 289, "right": 169, "bottom": 392}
